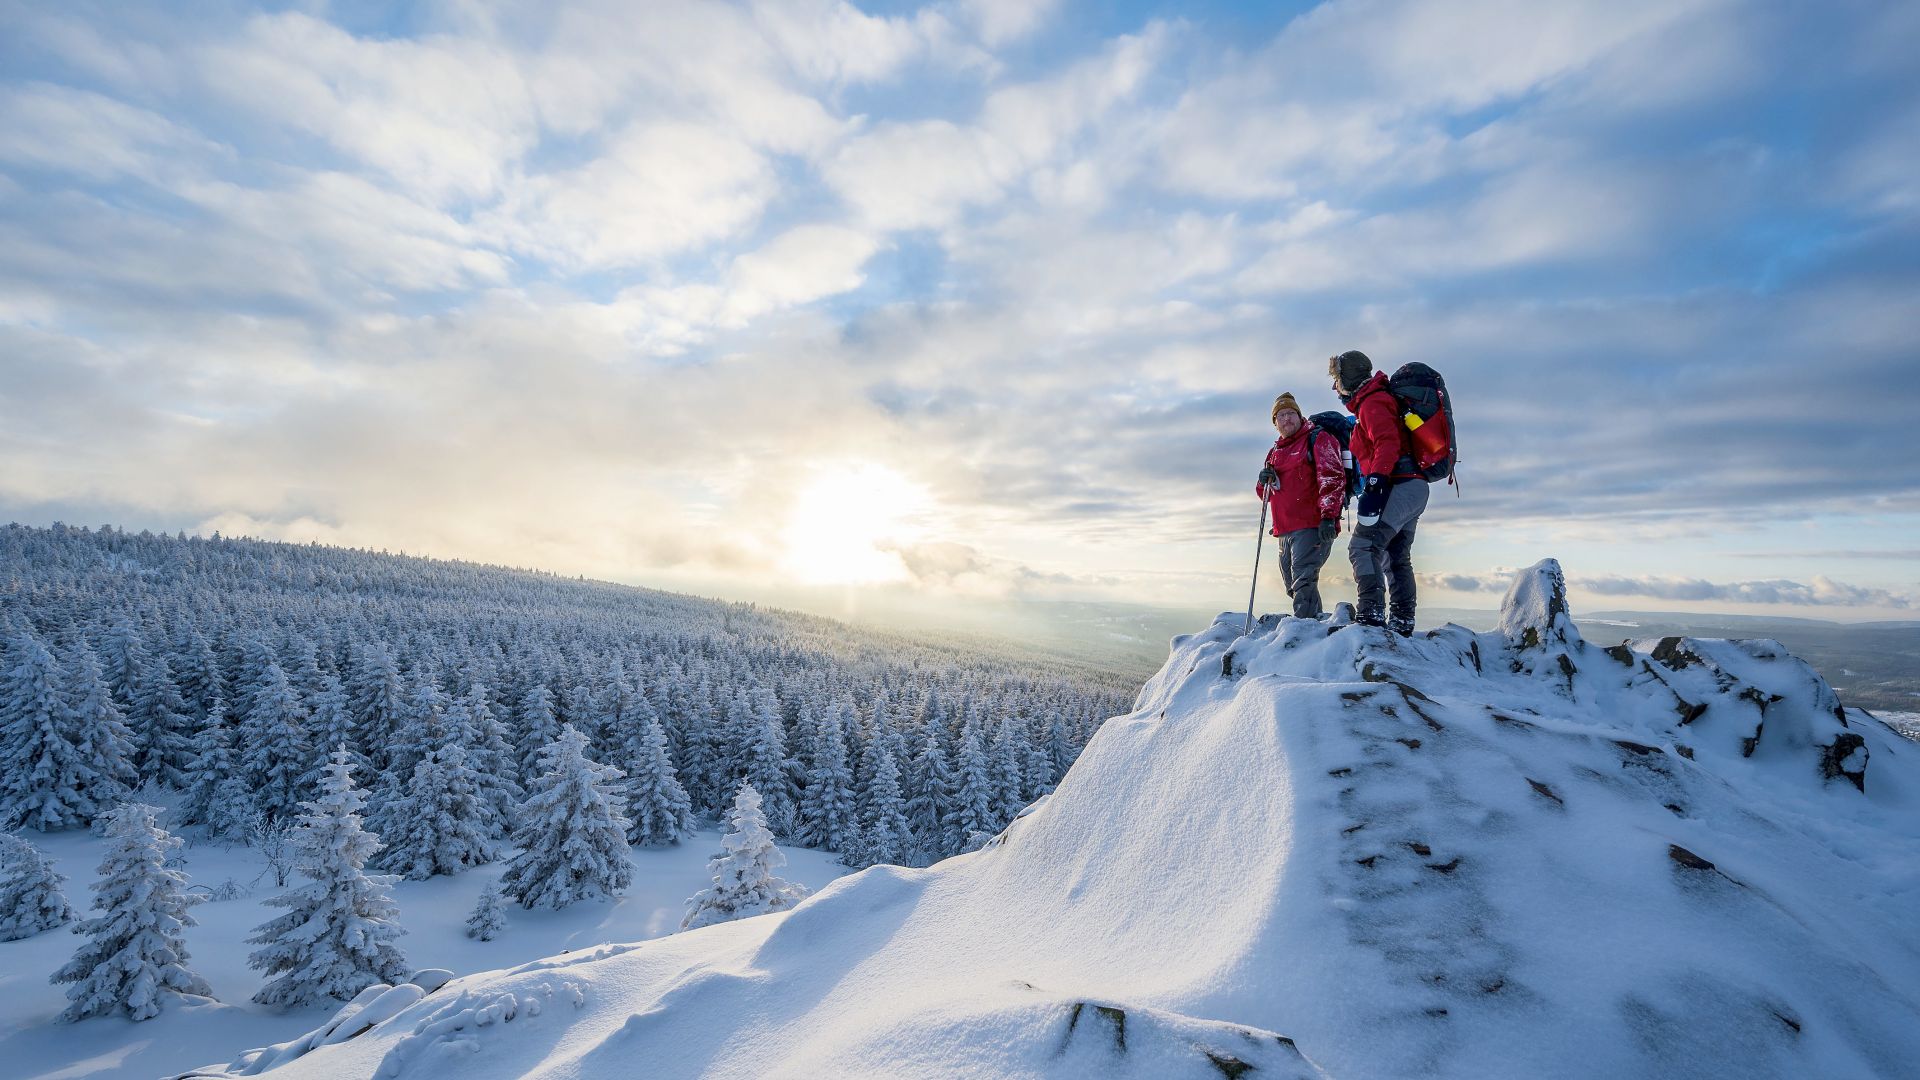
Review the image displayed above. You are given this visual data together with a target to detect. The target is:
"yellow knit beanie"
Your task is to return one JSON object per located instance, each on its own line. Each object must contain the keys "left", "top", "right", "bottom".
{"left": 1271, "top": 392, "right": 1302, "bottom": 424}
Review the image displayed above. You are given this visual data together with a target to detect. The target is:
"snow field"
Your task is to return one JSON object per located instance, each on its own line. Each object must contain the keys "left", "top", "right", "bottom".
{"left": 0, "top": 820, "right": 850, "bottom": 1079}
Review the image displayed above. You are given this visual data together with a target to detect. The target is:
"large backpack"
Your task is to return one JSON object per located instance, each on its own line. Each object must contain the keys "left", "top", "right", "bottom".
{"left": 1387, "top": 363, "right": 1458, "bottom": 485}
{"left": 1304, "top": 411, "right": 1360, "bottom": 507}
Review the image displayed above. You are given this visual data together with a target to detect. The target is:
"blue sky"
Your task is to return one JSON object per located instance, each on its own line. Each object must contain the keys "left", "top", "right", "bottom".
{"left": 1, "top": 0, "right": 1916, "bottom": 621}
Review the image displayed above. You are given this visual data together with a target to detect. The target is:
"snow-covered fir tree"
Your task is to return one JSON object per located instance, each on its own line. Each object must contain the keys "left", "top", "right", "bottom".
{"left": 453, "top": 684, "right": 522, "bottom": 836}
{"left": 740, "top": 687, "right": 796, "bottom": 838}
{"left": 465, "top": 884, "right": 507, "bottom": 941}
{"left": 513, "top": 682, "right": 561, "bottom": 785}
{"left": 238, "top": 660, "right": 312, "bottom": 823}
{"left": 945, "top": 716, "right": 997, "bottom": 854}
{"left": 905, "top": 721, "right": 954, "bottom": 863}
{"left": 0, "top": 831, "right": 73, "bottom": 940}
{"left": 346, "top": 642, "right": 407, "bottom": 775}
{"left": 51, "top": 803, "right": 212, "bottom": 1021}
{"left": 247, "top": 749, "right": 408, "bottom": 1007}
{"left": 682, "top": 783, "right": 810, "bottom": 931}
{"left": 845, "top": 741, "right": 912, "bottom": 869}
{"left": 59, "top": 637, "right": 138, "bottom": 812}
{"left": 303, "top": 669, "right": 366, "bottom": 790}
{"left": 796, "top": 698, "right": 858, "bottom": 852}
{"left": 622, "top": 711, "right": 694, "bottom": 847}
{"left": 128, "top": 655, "right": 195, "bottom": 789}
{"left": 1, "top": 630, "right": 99, "bottom": 831}
{"left": 374, "top": 737, "right": 498, "bottom": 879}
{"left": 180, "top": 698, "right": 246, "bottom": 834}
{"left": 500, "top": 725, "right": 632, "bottom": 909}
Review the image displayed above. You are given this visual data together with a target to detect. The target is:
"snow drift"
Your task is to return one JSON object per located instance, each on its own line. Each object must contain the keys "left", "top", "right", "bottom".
{"left": 187, "top": 560, "right": 1920, "bottom": 1079}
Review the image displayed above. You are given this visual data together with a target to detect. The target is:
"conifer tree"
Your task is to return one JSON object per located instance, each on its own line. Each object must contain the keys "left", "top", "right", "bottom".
{"left": 385, "top": 662, "right": 449, "bottom": 787}
{"left": 129, "top": 655, "right": 195, "bottom": 789}
{"left": 456, "top": 684, "right": 523, "bottom": 832}
{"left": 499, "top": 725, "right": 632, "bottom": 909}
{"left": 99, "top": 619, "right": 148, "bottom": 713}
{"left": 845, "top": 742, "right": 911, "bottom": 869}
{"left": 247, "top": 750, "right": 408, "bottom": 1007}
{"left": 238, "top": 660, "right": 311, "bottom": 823}
{"left": 62, "top": 637, "right": 139, "bottom": 806}
{"left": 904, "top": 722, "right": 953, "bottom": 863}
{"left": 796, "top": 699, "right": 858, "bottom": 851}
{"left": 169, "top": 626, "right": 222, "bottom": 722}
{"left": 740, "top": 687, "right": 795, "bottom": 838}
{"left": 303, "top": 670, "right": 367, "bottom": 790}
{"left": 622, "top": 712, "right": 694, "bottom": 847}
{"left": 989, "top": 714, "right": 1027, "bottom": 819}
{"left": 180, "top": 698, "right": 243, "bottom": 832}
{"left": 0, "top": 831, "right": 73, "bottom": 940}
{"left": 375, "top": 739, "right": 497, "bottom": 879}
{"left": 1, "top": 631, "right": 103, "bottom": 831}
{"left": 514, "top": 682, "right": 561, "bottom": 786}
{"left": 465, "top": 884, "right": 507, "bottom": 941}
{"left": 346, "top": 642, "right": 406, "bottom": 774}
{"left": 946, "top": 716, "right": 996, "bottom": 854}
{"left": 682, "top": 784, "right": 809, "bottom": 931}
{"left": 51, "top": 803, "right": 212, "bottom": 1021}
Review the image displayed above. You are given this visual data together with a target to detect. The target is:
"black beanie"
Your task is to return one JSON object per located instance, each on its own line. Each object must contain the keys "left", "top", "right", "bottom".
{"left": 1329, "top": 350, "right": 1373, "bottom": 390}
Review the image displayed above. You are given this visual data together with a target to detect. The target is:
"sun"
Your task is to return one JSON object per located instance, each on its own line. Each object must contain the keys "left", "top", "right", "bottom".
{"left": 780, "top": 462, "right": 929, "bottom": 586}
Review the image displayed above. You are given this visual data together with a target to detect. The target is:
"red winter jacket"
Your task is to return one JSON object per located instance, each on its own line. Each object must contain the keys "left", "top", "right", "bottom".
{"left": 1258, "top": 423, "right": 1346, "bottom": 535}
{"left": 1344, "top": 372, "right": 1418, "bottom": 480}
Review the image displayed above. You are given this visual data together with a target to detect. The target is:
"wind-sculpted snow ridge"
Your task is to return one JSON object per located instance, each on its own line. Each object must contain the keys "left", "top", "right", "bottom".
{"left": 185, "top": 560, "right": 1920, "bottom": 1079}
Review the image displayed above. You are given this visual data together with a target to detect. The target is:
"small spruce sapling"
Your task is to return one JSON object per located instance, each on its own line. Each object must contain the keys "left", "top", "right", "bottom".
{"left": 682, "top": 784, "right": 809, "bottom": 931}
{"left": 466, "top": 884, "right": 508, "bottom": 941}
{"left": 0, "top": 831, "right": 73, "bottom": 940}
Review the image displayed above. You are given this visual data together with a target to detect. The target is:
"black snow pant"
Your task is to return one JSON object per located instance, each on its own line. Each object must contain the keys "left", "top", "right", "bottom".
{"left": 1278, "top": 526, "right": 1334, "bottom": 619}
{"left": 1347, "top": 480, "right": 1428, "bottom": 623}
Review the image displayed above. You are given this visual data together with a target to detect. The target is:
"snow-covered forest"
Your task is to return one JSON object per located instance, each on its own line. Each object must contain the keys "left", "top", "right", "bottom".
{"left": 0, "top": 522, "right": 1127, "bottom": 878}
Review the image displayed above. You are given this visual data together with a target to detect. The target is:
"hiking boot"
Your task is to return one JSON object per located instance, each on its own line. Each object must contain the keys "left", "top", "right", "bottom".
{"left": 1388, "top": 614, "right": 1415, "bottom": 638}
{"left": 1354, "top": 609, "right": 1387, "bottom": 629}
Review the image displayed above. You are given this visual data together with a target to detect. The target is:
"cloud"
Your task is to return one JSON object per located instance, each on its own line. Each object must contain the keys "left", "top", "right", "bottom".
{"left": 822, "top": 24, "right": 1165, "bottom": 229}
{"left": 1422, "top": 570, "right": 1917, "bottom": 610}
{"left": 199, "top": 12, "right": 539, "bottom": 203}
{"left": 482, "top": 121, "right": 776, "bottom": 271}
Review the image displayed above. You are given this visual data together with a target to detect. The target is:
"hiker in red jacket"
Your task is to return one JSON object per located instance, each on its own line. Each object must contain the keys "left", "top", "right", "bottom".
{"left": 1331, "top": 350, "right": 1428, "bottom": 635}
{"left": 1255, "top": 392, "right": 1345, "bottom": 619}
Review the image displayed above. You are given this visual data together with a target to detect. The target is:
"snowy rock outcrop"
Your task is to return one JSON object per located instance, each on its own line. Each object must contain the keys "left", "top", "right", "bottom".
{"left": 190, "top": 561, "right": 1920, "bottom": 1079}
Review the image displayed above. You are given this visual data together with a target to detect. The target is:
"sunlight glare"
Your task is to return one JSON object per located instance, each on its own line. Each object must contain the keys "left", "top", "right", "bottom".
{"left": 781, "top": 462, "right": 930, "bottom": 586}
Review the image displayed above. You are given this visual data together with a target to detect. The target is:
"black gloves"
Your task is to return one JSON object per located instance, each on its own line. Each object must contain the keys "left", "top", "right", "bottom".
{"left": 1356, "top": 475, "right": 1390, "bottom": 525}
{"left": 1318, "top": 519, "right": 1339, "bottom": 544}
{"left": 1257, "top": 465, "right": 1278, "bottom": 487}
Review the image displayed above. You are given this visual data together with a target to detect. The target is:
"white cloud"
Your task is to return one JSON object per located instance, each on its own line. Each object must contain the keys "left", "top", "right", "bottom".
{"left": 823, "top": 25, "right": 1166, "bottom": 229}
{"left": 0, "top": 83, "right": 220, "bottom": 184}
{"left": 959, "top": 0, "right": 1061, "bottom": 47}
{"left": 199, "top": 12, "right": 539, "bottom": 203}
{"left": 621, "top": 223, "right": 884, "bottom": 353}
{"left": 483, "top": 122, "right": 776, "bottom": 271}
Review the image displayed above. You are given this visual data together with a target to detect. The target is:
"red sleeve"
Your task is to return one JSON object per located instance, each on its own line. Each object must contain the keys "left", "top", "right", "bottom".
{"left": 1314, "top": 430, "right": 1345, "bottom": 522}
{"left": 1254, "top": 445, "right": 1279, "bottom": 497}
{"left": 1355, "top": 393, "right": 1405, "bottom": 477}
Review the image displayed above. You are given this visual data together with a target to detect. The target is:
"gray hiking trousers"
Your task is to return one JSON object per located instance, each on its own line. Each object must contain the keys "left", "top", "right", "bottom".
{"left": 1347, "top": 480, "right": 1428, "bottom": 621}
{"left": 1278, "top": 527, "right": 1334, "bottom": 619}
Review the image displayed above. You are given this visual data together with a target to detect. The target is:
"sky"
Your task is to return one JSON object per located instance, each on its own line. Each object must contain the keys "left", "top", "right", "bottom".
{"left": 1, "top": 0, "right": 1917, "bottom": 624}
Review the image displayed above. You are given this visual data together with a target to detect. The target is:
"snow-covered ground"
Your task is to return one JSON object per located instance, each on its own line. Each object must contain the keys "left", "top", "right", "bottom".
{"left": 0, "top": 821, "right": 849, "bottom": 1080}
{"left": 176, "top": 560, "right": 1920, "bottom": 1079}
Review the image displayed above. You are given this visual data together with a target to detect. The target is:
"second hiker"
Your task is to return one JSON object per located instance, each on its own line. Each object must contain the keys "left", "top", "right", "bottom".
{"left": 1331, "top": 350, "right": 1427, "bottom": 635}
{"left": 1256, "top": 392, "right": 1345, "bottom": 620}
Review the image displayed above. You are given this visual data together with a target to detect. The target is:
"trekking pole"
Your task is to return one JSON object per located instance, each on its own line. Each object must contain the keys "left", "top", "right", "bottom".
{"left": 1245, "top": 484, "right": 1271, "bottom": 635}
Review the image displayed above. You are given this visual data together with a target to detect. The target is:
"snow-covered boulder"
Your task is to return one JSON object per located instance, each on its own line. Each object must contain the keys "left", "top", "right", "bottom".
{"left": 189, "top": 562, "right": 1920, "bottom": 1079}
